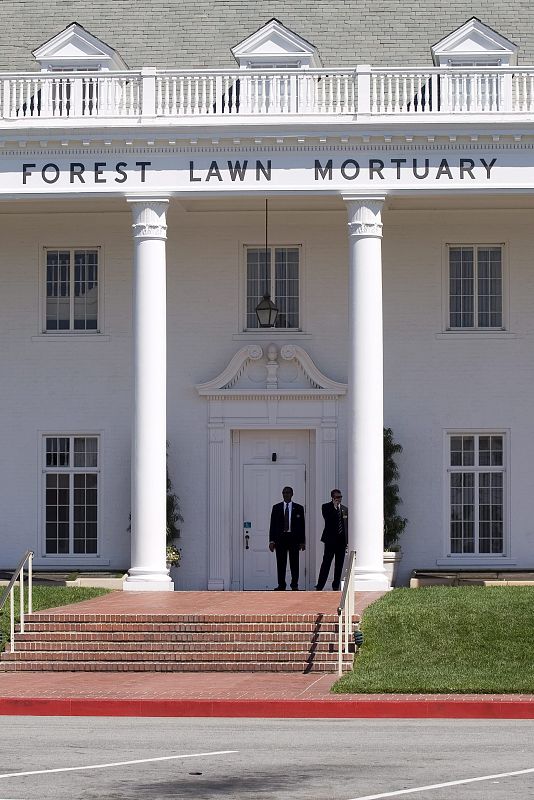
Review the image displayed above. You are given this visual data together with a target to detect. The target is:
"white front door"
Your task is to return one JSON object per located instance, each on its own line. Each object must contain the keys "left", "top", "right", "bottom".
{"left": 243, "top": 463, "right": 306, "bottom": 590}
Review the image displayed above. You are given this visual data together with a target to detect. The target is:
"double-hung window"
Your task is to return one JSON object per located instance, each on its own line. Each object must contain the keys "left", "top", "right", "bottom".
{"left": 43, "top": 436, "right": 99, "bottom": 555}
{"left": 448, "top": 245, "right": 503, "bottom": 329}
{"left": 246, "top": 245, "right": 300, "bottom": 329}
{"left": 448, "top": 433, "right": 505, "bottom": 556}
{"left": 45, "top": 248, "right": 99, "bottom": 332}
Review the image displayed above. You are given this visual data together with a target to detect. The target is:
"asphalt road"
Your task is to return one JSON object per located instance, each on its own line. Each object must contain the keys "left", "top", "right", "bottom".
{"left": 1, "top": 717, "right": 534, "bottom": 799}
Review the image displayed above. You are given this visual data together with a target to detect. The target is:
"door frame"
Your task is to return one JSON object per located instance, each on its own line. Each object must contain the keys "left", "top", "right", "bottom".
{"left": 196, "top": 344, "right": 346, "bottom": 591}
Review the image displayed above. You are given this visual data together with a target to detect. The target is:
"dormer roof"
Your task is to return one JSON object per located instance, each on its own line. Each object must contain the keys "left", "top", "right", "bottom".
{"left": 431, "top": 17, "right": 518, "bottom": 66}
{"left": 32, "top": 22, "right": 128, "bottom": 70}
{"left": 231, "top": 18, "right": 322, "bottom": 68}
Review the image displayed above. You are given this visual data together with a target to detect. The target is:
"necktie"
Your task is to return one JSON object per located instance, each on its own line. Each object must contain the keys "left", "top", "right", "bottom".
{"left": 337, "top": 505, "right": 344, "bottom": 536}
{"left": 284, "top": 503, "right": 290, "bottom": 532}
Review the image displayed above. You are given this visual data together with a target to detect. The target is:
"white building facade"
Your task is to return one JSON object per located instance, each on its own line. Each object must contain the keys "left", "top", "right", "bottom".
{"left": 2, "top": 10, "right": 534, "bottom": 590}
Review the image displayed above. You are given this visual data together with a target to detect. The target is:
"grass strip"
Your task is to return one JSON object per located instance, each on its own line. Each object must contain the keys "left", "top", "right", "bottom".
{"left": 333, "top": 586, "right": 534, "bottom": 694}
{"left": 1, "top": 586, "right": 110, "bottom": 652}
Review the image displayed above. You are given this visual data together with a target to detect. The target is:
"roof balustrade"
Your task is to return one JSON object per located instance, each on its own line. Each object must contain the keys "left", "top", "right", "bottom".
{"left": 0, "top": 66, "right": 532, "bottom": 126}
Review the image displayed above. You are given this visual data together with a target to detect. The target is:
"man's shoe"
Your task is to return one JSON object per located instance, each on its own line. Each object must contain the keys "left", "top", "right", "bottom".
{"left": 315, "top": 585, "right": 323, "bottom": 591}
{"left": 332, "top": 584, "right": 340, "bottom": 591}
{"left": 273, "top": 586, "right": 286, "bottom": 591}
{"left": 291, "top": 586, "right": 299, "bottom": 591}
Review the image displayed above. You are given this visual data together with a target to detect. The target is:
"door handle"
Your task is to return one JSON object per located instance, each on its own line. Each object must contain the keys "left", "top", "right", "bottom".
{"left": 244, "top": 534, "right": 250, "bottom": 550}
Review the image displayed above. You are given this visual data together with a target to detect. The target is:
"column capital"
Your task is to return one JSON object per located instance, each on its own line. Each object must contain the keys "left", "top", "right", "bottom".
{"left": 343, "top": 195, "right": 386, "bottom": 239}
{"left": 127, "top": 197, "right": 170, "bottom": 240}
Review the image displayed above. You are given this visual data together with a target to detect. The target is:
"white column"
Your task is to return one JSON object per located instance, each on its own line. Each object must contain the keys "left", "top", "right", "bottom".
{"left": 344, "top": 195, "right": 389, "bottom": 591}
{"left": 124, "top": 198, "right": 173, "bottom": 591}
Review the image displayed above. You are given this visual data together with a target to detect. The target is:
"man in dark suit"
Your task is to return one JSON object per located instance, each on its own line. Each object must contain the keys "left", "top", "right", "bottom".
{"left": 315, "top": 489, "right": 348, "bottom": 591}
{"left": 268, "top": 486, "right": 305, "bottom": 590}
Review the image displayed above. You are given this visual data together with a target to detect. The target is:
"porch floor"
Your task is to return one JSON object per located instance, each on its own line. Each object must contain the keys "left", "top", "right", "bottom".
{"left": 38, "top": 589, "right": 377, "bottom": 617}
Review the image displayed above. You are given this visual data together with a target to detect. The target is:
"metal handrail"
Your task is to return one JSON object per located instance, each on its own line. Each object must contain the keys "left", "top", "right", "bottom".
{"left": 337, "top": 549, "right": 356, "bottom": 676}
{"left": 0, "top": 550, "right": 33, "bottom": 652}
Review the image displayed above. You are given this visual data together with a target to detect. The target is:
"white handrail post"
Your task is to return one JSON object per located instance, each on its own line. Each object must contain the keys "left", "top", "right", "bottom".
{"left": 28, "top": 551, "right": 33, "bottom": 614}
{"left": 337, "top": 610, "right": 342, "bottom": 675}
{"left": 9, "top": 586, "right": 14, "bottom": 652}
{"left": 1, "top": 79, "right": 10, "bottom": 119}
{"left": 356, "top": 65, "right": 371, "bottom": 115}
{"left": 141, "top": 68, "right": 157, "bottom": 118}
{"left": 501, "top": 72, "right": 513, "bottom": 112}
{"left": 19, "top": 567, "right": 24, "bottom": 633}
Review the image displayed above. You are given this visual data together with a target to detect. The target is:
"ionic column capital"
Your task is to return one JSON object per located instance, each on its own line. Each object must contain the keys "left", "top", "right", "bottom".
{"left": 343, "top": 195, "right": 385, "bottom": 239}
{"left": 127, "top": 197, "right": 170, "bottom": 240}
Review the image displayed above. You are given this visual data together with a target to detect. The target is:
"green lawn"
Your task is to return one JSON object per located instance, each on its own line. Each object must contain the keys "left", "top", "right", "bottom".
{"left": 333, "top": 586, "right": 534, "bottom": 694}
{"left": 1, "top": 586, "right": 110, "bottom": 651}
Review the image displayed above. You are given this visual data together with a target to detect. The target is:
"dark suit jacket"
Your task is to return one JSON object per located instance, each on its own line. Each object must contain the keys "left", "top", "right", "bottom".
{"left": 269, "top": 501, "right": 305, "bottom": 547}
{"left": 321, "top": 502, "right": 348, "bottom": 548}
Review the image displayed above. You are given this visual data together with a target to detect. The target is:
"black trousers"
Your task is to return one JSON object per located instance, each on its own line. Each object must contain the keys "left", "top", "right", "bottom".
{"left": 316, "top": 542, "right": 346, "bottom": 590}
{"left": 275, "top": 541, "right": 301, "bottom": 588}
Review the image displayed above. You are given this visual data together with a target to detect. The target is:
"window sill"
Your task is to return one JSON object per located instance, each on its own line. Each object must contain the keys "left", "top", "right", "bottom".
{"left": 233, "top": 331, "right": 312, "bottom": 340}
{"left": 32, "top": 334, "right": 110, "bottom": 342}
{"left": 436, "top": 557, "right": 515, "bottom": 566}
{"left": 435, "top": 331, "right": 517, "bottom": 340}
{"left": 35, "top": 557, "right": 110, "bottom": 566}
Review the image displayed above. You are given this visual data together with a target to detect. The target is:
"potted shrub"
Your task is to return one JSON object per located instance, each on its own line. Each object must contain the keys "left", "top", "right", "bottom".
{"left": 383, "top": 427, "right": 407, "bottom": 586}
{"left": 166, "top": 450, "right": 183, "bottom": 575}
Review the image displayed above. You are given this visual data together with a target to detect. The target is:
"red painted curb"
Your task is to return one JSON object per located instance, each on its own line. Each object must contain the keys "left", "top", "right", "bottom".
{"left": 2, "top": 697, "right": 534, "bottom": 718}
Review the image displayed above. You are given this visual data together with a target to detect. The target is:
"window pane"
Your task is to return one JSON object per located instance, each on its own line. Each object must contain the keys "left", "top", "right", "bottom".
{"left": 74, "top": 437, "right": 98, "bottom": 468}
{"left": 479, "top": 472, "right": 504, "bottom": 554}
{"left": 46, "top": 437, "right": 70, "bottom": 467}
{"left": 73, "top": 250, "right": 98, "bottom": 330}
{"left": 73, "top": 473, "right": 98, "bottom": 554}
{"left": 246, "top": 248, "right": 270, "bottom": 329}
{"left": 449, "top": 247, "right": 474, "bottom": 328}
{"left": 477, "top": 248, "right": 502, "bottom": 328}
{"left": 46, "top": 250, "right": 70, "bottom": 331}
{"left": 450, "top": 472, "right": 475, "bottom": 553}
{"left": 45, "top": 473, "right": 70, "bottom": 555}
{"left": 274, "top": 247, "right": 299, "bottom": 329}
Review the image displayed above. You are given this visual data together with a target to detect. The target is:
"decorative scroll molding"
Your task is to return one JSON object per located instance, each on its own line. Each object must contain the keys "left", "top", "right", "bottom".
{"left": 128, "top": 198, "right": 169, "bottom": 240}
{"left": 196, "top": 343, "right": 346, "bottom": 397}
{"left": 343, "top": 196, "right": 385, "bottom": 239}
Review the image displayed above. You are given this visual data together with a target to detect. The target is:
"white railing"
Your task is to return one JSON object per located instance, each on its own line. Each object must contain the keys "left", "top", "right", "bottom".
{"left": 0, "top": 550, "right": 33, "bottom": 652}
{"left": 337, "top": 549, "right": 356, "bottom": 676}
{"left": 1, "top": 66, "right": 534, "bottom": 122}
{"left": 154, "top": 69, "right": 356, "bottom": 116}
{"left": 0, "top": 72, "right": 142, "bottom": 119}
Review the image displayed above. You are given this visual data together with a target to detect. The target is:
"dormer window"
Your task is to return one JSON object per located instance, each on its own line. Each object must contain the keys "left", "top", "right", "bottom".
{"left": 431, "top": 18, "right": 517, "bottom": 67}
{"left": 33, "top": 22, "right": 128, "bottom": 72}
{"left": 231, "top": 20, "right": 321, "bottom": 114}
{"left": 231, "top": 19, "right": 321, "bottom": 70}
{"left": 29, "top": 24, "right": 127, "bottom": 118}
{"left": 431, "top": 19, "right": 517, "bottom": 112}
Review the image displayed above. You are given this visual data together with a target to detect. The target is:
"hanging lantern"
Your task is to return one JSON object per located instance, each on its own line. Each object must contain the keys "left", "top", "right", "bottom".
{"left": 255, "top": 198, "right": 279, "bottom": 328}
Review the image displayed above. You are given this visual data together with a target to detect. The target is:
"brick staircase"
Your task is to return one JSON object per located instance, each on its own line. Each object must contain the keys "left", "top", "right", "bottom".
{"left": 0, "top": 611, "right": 355, "bottom": 673}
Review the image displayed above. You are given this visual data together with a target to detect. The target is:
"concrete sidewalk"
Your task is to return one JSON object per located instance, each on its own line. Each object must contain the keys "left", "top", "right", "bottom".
{"left": 1, "top": 671, "right": 534, "bottom": 719}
